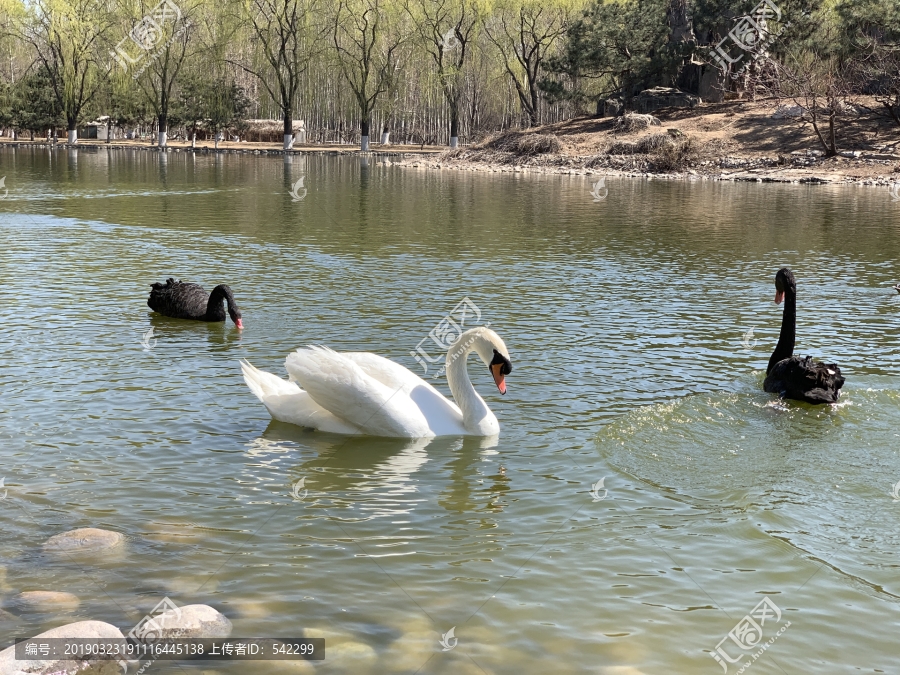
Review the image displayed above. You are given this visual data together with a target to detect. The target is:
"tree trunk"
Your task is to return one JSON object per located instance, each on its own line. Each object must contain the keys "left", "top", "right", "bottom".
{"left": 360, "top": 118, "right": 370, "bottom": 151}
{"left": 67, "top": 129, "right": 77, "bottom": 144}
{"left": 283, "top": 110, "right": 293, "bottom": 150}
{"left": 449, "top": 103, "right": 459, "bottom": 147}
{"left": 827, "top": 112, "right": 837, "bottom": 157}
{"left": 67, "top": 116, "right": 77, "bottom": 145}
{"left": 191, "top": 131, "right": 196, "bottom": 148}
{"left": 809, "top": 111, "right": 832, "bottom": 157}
{"left": 158, "top": 115, "right": 168, "bottom": 147}
{"left": 528, "top": 89, "right": 539, "bottom": 127}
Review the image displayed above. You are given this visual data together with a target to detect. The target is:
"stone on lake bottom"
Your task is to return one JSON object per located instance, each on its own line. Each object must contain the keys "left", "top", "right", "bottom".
{"left": 0, "top": 620, "right": 125, "bottom": 675}
{"left": 14, "top": 590, "right": 80, "bottom": 611}
{"left": 326, "top": 641, "right": 377, "bottom": 668}
{"left": 152, "top": 604, "right": 232, "bottom": 638}
{"left": 43, "top": 528, "right": 124, "bottom": 553}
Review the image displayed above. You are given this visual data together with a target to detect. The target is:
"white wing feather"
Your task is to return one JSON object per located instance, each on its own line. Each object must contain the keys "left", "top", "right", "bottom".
{"left": 243, "top": 347, "right": 476, "bottom": 437}
{"left": 342, "top": 352, "right": 466, "bottom": 430}
{"left": 285, "top": 347, "right": 435, "bottom": 437}
{"left": 335, "top": 351, "right": 468, "bottom": 435}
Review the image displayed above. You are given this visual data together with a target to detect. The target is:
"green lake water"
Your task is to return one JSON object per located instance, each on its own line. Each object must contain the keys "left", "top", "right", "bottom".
{"left": 1, "top": 146, "right": 899, "bottom": 674}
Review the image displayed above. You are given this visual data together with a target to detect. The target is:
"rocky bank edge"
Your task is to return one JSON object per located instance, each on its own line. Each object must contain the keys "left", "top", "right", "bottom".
{"left": 0, "top": 527, "right": 232, "bottom": 675}
{"left": 392, "top": 98, "right": 900, "bottom": 188}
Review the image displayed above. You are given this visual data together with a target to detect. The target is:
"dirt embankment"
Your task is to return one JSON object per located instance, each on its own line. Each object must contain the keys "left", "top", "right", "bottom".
{"left": 394, "top": 98, "right": 900, "bottom": 187}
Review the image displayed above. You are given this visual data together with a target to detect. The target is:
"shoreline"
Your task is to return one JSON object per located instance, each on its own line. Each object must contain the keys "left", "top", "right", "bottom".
{"left": 2, "top": 112, "right": 898, "bottom": 188}
{"left": 398, "top": 97, "right": 900, "bottom": 188}
{"left": 0, "top": 138, "right": 442, "bottom": 157}
{"left": 391, "top": 152, "right": 900, "bottom": 187}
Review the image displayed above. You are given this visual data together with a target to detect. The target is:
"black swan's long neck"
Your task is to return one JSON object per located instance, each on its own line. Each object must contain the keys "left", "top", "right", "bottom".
{"left": 205, "top": 285, "right": 233, "bottom": 321}
{"left": 767, "top": 287, "right": 796, "bottom": 374}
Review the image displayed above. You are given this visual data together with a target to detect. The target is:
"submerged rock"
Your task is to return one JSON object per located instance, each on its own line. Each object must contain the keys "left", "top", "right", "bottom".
{"left": 43, "top": 528, "right": 124, "bottom": 553}
{"left": 0, "top": 620, "right": 125, "bottom": 675}
{"left": 14, "top": 590, "right": 80, "bottom": 612}
{"left": 327, "top": 641, "right": 377, "bottom": 668}
{"left": 151, "top": 604, "right": 232, "bottom": 638}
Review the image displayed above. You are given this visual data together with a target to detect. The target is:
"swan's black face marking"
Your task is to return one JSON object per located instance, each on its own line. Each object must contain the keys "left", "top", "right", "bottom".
{"left": 489, "top": 349, "right": 512, "bottom": 395}
{"left": 774, "top": 267, "right": 795, "bottom": 304}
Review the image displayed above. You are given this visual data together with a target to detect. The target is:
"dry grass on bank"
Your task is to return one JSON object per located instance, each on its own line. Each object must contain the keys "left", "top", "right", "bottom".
{"left": 437, "top": 97, "right": 900, "bottom": 180}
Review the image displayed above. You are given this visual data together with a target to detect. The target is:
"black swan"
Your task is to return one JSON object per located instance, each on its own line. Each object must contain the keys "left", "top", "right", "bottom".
{"left": 762, "top": 268, "right": 843, "bottom": 404}
{"left": 147, "top": 278, "right": 243, "bottom": 328}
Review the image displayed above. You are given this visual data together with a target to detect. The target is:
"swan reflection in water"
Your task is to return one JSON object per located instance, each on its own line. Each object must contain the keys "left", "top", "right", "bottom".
{"left": 146, "top": 313, "right": 243, "bottom": 351}
{"left": 244, "top": 424, "right": 506, "bottom": 518}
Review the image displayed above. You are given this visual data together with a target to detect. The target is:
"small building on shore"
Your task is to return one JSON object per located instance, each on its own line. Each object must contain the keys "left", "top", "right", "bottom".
{"left": 81, "top": 117, "right": 116, "bottom": 141}
{"left": 242, "top": 119, "right": 306, "bottom": 143}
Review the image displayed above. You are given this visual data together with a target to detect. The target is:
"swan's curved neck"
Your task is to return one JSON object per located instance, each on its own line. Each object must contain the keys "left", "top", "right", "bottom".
{"left": 445, "top": 337, "right": 496, "bottom": 434}
{"left": 767, "top": 287, "right": 796, "bottom": 374}
{"left": 206, "top": 285, "right": 233, "bottom": 320}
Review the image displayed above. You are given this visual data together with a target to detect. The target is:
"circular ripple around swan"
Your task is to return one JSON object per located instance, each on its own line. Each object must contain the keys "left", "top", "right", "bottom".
{"left": 597, "top": 387, "right": 900, "bottom": 597}
{"left": 597, "top": 387, "right": 900, "bottom": 493}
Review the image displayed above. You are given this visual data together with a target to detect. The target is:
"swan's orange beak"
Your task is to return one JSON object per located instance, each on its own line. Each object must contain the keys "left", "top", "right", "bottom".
{"left": 774, "top": 291, "right": 784, "bottom": 305}
{"left": 491, "top": 363, "right": 507, "bottom": 395}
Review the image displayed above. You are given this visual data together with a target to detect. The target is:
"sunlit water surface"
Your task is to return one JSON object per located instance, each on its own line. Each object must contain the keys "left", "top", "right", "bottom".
{"left": 1, "top": 146, "right": 899, "bottom": 674}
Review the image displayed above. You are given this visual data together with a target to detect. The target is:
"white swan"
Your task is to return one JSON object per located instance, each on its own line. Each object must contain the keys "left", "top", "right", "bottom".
{"left": 241, "top": 327, "right": 513, "bottom": 437}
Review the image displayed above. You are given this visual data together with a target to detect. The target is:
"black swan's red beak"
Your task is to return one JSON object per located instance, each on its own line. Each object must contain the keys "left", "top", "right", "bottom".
{"left": 236, "top": 318, "right": 244, "bottom": 330}
{"left": 774, "top": 290, "right": 784, "bottom": 305}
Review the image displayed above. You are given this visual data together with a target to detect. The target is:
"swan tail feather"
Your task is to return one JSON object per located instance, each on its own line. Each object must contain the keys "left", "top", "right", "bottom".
{"left": 241, "top": 359, "right": 301, "bottom": 400}
{"left": 240, "top": 359, "right": 362, "bottom": 434}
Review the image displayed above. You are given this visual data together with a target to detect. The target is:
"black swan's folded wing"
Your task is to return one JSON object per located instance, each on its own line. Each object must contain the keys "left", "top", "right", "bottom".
{"left": 764, "top": 355, "right": 844, "bottom": 404}
{"left": 147, "top": 279, "right": 209, "bottom": 319}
